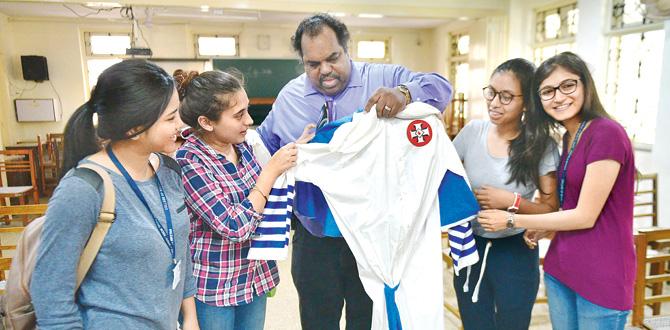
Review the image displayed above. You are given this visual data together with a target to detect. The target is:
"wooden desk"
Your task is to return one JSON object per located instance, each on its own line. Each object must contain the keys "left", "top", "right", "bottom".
{"left": 3, "top": 145, "right": 42, "bottom": 195}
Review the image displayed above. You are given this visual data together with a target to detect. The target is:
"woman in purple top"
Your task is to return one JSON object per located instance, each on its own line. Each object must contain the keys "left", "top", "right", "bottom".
{"left": 478, "top": 52, "right": 635, "bottom": 329}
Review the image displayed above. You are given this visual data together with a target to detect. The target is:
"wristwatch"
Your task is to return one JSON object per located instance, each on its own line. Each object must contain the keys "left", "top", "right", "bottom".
{"left": 506, "top": 192, "right": 521, "bottom": 229}
{"left": 397, "top": 84, "right": 412, "bottom": 105}
{"left": 506, "top": 212, "right": 515, "bottom": 229}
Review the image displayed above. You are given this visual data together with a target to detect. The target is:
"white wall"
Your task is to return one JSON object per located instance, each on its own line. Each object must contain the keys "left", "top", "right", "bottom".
{"left": 575, "top": 0, "right": 608, "bottom": 94}
{"left": 0, "top": 12, "right": 11, "bottom": 147}
{"left": 653, "top": 20, "right": 670, "bottom": 225}
{"left": 0, "top": 18, "right": 439, "bottom": 146}
{"left": 2, "top": 20, "right": 87, "bottom": 145}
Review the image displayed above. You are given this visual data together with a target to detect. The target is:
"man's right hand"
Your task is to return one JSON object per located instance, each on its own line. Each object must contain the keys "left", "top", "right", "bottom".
{"left": 296, "top": 124, "right": 316, "bottom": 144}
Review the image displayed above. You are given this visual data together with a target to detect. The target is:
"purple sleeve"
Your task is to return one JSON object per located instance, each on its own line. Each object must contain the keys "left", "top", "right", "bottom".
{"left": 256, "top": 104, "right": 281, "bottom": 155}
{"left": 388, "top": 65, "right": 453, "bottom": 112}
{"left": 585, "top": 119, "right": 631, "bottom": 166}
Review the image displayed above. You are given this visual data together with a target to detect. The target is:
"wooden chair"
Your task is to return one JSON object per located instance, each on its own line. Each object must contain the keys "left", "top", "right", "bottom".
{"left": 633, "top": 173, "right": 668, "bottom": 316}
{"left": 47, "top": 133, "right": 64, "bottom": 171}
{"left": 633, "top": 227, "right": 670, "bottom": 328}
{"left": 635, "top": 173, "right": 658, "bottom": 228}
{"left": 0, "top": 204, "right": 47, "bottom": 285}
{"left": 443, "top": 92, "right": 467, "bottom": 140}
{"left": 0, "top": 226, "right": 25, "bottom": 281}
{"left": 0, "top": 149, "right": 39, "bottom": 208}
{"left": 0, "top": 204, "right": 48, "bottom": 226}
{"left": 36, "top": 135, "right": 60, "bottom": 195}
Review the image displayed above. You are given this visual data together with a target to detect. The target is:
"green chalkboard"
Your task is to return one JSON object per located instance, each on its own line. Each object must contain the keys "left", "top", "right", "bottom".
{"left": 213, "top": 59, "right": 303, "bottom": 124}
{"left": 212, "top": 59, "right": 303, "bottom": 99}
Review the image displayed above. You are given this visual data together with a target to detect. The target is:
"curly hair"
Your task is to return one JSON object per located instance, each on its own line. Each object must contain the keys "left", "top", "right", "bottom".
{"left": 291, "top": 13, "right": 350, "bottom": 57}
{"left": 173, "top": 69, "right": 200, "bottom": 101}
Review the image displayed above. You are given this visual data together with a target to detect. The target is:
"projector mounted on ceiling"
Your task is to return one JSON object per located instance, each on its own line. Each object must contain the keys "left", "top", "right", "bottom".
{"left": 121, "top": 6, "right": 153, "bottom": 57}
{"left": 126, "top": 47, "right": 153, "bottom": 56}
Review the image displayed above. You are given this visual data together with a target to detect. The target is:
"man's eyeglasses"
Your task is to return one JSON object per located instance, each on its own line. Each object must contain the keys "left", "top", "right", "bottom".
{"left": 482, "top": 86, "right": 522, "bottom": 105}
{"left": 538, "top": 79, "right": 579, "bottom": 101}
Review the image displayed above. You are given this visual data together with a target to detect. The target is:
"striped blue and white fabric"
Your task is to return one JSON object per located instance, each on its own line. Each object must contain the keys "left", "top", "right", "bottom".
{"left": 246, "top": 170, "right": 295, "bottom": 260}
{"left": 446, "top": 222, "right": 477, "bottom": 274}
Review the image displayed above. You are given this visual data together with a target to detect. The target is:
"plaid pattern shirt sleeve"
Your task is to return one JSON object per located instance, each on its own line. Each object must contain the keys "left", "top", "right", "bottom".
{"left": 176, "top": 137, "right": 279, "bottom": 306}
{"left": 178, "top": 146, "right": 263, "bottom": 242}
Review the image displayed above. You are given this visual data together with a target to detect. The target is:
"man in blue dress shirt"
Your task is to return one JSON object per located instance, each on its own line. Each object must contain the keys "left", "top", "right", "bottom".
{"left": 256, "top": 13, "right": 453, "bottom": 329}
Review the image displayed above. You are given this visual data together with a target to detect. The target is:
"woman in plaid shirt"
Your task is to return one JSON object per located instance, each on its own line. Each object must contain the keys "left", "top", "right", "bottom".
{"left": 175, "top": 70, "right": 299, "bottom": 330}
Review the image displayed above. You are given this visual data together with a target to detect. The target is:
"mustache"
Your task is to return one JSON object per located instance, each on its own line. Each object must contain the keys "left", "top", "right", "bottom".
{"left": 319, "top": 73, "right": 340, "bottom": 84}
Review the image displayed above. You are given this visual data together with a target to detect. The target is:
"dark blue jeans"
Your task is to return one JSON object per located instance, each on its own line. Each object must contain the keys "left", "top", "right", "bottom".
{"left": 291, "top": 221, "right": 372, "bottom": 330}
{"left": 453, "top": 233, "right": 540, "bottom": 330}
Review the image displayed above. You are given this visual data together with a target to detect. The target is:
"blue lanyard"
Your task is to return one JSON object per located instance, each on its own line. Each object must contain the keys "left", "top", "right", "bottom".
{"left": 106, "top": 147, "right": 176, "bottom": 264}
{"left": 558, "top": 121, "right": 587, "bottom": 207}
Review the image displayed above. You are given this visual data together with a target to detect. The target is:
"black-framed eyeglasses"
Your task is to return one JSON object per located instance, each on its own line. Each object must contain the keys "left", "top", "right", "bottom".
{"left": 482, "top": 86, "right": 522, "bottom": 105}
{"left": 538, "top": 79, "right": 579, "bottom": 101}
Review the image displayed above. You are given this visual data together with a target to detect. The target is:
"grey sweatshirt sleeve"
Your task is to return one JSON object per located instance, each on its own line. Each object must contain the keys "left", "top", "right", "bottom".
{"left": 30, "top": 174, "right": 102, "bottom": 330}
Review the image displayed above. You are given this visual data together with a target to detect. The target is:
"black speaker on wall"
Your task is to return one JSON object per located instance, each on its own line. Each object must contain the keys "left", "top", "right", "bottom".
{"left": 21, "top": 55, "right": 49, "bottom": 82}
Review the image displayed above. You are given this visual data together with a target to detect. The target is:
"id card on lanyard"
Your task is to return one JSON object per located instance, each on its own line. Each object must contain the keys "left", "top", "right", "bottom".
{"left": 558, "top": 121, "right": 587, "bottom": 210}
{"left": 107, "top": 147, "right": 181, "bottom": 290}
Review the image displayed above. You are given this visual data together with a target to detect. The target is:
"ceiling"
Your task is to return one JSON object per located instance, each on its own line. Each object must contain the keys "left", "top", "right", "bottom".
{"left": 0, "top": 0, "right": 506, "bottom": 28}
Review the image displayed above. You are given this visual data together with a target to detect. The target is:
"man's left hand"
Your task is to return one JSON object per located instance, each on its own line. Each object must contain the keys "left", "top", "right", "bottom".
{"left": 364, "top": 87, "right": 406, "bottom": 118}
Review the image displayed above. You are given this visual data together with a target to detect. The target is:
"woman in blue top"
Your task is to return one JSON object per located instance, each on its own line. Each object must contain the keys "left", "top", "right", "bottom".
{"left": 30, "top": 60, "right": 199, "bottom": 330}
{"left": 452, "top": 58, "right": 559, "bottom": 330}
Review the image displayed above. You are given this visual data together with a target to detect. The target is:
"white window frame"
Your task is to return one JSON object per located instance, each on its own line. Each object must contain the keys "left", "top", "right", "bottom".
{"left": 351, "top": 38, "right": 390, "bottom": 63}
{"left": 84, "top": 32, "right": 132, "bottom": 57}
{"left": 532, "top": 2, "right": 578, "bottom": 65}
{"left": 448, "top": 32, "right": 469, "bottom": 97}
{"left": 83, "top": 32, "right": 131, "bottom": 94}
{"left": 604, "top": 0, "right": 664, "bottom": 149}
{"left": 195, "top": 34, "right": 239, "bottom": 58}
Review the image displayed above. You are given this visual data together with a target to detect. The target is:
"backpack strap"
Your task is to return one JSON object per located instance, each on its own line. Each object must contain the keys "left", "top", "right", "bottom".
{"left": 158, "top": 153, "right": 182, "bottom": 175}
{"left": 74, "top": 163, "right": 116, "bottom": 290}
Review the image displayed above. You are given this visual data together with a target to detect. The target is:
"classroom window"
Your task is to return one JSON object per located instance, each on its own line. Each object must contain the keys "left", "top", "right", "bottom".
{"left": 197, "top": 35, "right": 238, "bottom": 57}
{"left": 352, "top": 39, "right": 390, "bottom": 62}
{"left": 533, "top": 42, "right": 575, "bottom": 65}
{"left": 356, "top": 40, "right": 387, "bottom": 59}
{"left": 611, "top": 0, "right": 654, "bottom": 29}
{"left": 535, "top": 3, "right": 578, "bottom": 43}
{"left": 452, "top": 62, "right": 469, "bottom": 97}
{"left": 604, "top": 29, "right": 664, "bottom": 146}
{"left": 533, "top": 3, "right": 577, "bottom": 65}
{"left": 450, "top": 33, "right": 469, "bottom": 57}
{"left": 448, "top": 33, "right": 469, "bottom": 91}
{"left": 86, "top": 33, "right": 131, "bottom": 56}
{"left": 86, "top": 59, "right": 122, "bottom": 90}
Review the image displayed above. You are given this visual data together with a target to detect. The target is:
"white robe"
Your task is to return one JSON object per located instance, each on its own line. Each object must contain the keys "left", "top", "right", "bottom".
{"left": 292, "top": 102, "right": 479, "bottom": 329}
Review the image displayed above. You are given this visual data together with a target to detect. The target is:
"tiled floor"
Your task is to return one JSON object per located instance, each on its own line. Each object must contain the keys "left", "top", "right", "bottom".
{"left": 265, "top": 239, "right": 555, "bottom": 330}
{"left": 0, "top": 225, "right": 645, "bottom": 329}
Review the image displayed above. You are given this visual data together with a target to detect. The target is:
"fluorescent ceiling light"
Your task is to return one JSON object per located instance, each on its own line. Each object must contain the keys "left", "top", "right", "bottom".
{"left": 200, "top": 5, "right": 210, "bottom": 12}
{"left": 358, "top": 13, "right": 384, "bottom": 18}
{"left": 85, "top": 2, "right": 122, "bottom": 8}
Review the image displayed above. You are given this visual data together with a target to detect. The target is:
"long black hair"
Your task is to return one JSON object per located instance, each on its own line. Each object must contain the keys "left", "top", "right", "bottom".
{"left": 62, "top": 59, "right": 175, "bottom": 175}
{"left": 178, "top": 70, "right": 245, "bottom": 131}
{"left": 533, "top": 51, "right": 611, "bottom": 125}
{"left": 496, "top": 58, "right": 557, "bottom": 191}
